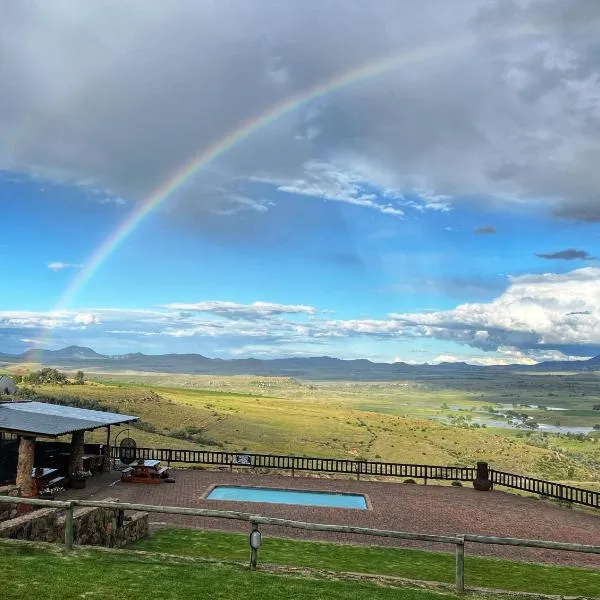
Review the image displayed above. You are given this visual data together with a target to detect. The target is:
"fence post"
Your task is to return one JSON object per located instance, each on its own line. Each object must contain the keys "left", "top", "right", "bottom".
{"left": 249, "top": 521, "right": 261, "bottom": 570}
{"left": 455, "top": 535, "right": 465, "bottom": 593}
{"left": 64, "top": 502, "right": 75, "bottom": 551}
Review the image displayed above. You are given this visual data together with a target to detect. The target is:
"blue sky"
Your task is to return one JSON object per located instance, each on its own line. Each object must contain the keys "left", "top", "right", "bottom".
{"left": 2, "top": 2, "right": 600, "bottom": 364}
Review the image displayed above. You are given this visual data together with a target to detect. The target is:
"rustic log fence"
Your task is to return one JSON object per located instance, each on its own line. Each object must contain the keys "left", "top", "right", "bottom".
{"left": 1, "top": 495, "right": 599, "bottom": 594}
{"left": 110, "top": 446, "right": 600, "bottom": 509}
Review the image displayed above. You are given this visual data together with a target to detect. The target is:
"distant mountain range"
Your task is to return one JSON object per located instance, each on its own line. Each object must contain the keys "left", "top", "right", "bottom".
{"left": 1, "top": 345, "right": 600, "bottom": 380}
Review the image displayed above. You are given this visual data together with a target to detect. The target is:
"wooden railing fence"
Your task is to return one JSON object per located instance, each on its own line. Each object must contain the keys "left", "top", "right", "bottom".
{"left": 1, "top": 495, "right": 599, "bottom": 594}
{"left": 109, "top": 446, "right": 600, "bottom": 509}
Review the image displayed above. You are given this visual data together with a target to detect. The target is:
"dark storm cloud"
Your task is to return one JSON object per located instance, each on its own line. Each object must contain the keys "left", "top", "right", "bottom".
{"left": 535, "top": 249, "right": 595, "bottom": 260}
{"left": 553, "top": 203, "right": 600, "bottom": 223}
{"left": 388, "top": 274, "right": 507, "bottom": 300}
{"left": 474, "top": 226, "right": 497, "bottom": 235}
{"left": 1, "top": 1, "right": 600, "bottom": 227}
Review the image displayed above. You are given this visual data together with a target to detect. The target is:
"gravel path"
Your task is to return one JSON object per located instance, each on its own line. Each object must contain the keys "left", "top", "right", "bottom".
{"left": 70, "top": 468, "right": 600, "bottom": 568}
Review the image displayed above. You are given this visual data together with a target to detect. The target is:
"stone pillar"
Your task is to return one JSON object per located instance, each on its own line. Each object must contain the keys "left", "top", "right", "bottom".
{"left": 15, "top": 436, "right": 35, "bottom": 498}
{"left": 473, "top": 461, "right": 492, "bottom": 491}
{"left": 102, "top": 425, "right": 112, "bottom": 472}
{"left": 68, "top": 431, "right": 85, "bottom": 476}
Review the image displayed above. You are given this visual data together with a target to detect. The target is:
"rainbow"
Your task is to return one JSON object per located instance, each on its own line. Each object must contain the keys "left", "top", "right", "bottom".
{"left": 37, "top": 23, "right": 548, "bottom": 352}
{"left": 54, "top": 35, "right": 477, "bottom": 313}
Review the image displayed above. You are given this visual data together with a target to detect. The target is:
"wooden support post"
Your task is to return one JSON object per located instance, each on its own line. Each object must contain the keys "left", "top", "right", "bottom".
{"left": 455, "top": 536, "right": 465, "bottom": 593}
{"left": 64, "top": 503, "right": 74, "bottom": 551}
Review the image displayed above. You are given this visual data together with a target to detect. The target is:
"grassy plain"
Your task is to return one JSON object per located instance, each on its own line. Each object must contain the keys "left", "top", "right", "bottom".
{"left": 22, "top": 368, "right": 600, "bottom": 484}
{"left": 132, "top": 527, "right": 600, "bottom": 597}
{"left": 0, "top": 543, "right": 467, "bottom": 600}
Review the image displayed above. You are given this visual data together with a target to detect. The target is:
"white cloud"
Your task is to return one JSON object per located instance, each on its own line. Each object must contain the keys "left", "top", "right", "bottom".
{"left": 73, "top": 313, "right": 101, "bottom": 326}
{"left": 48, "top": 262, "right": 83, "bottom": 271}
{"left": 163, "top": 300, "right": 316, "bottom": 320}
{"left": 433, "top": 353, "right": 537, "bottom": 366}
{"left": 388, "top": 267, "right": 600, "bottom": 352}
{"left": 392, "top": 356, "right": 421, "bottom": 365}
{"left": 407, "top": 190, "right": 454, "bottom": 212}
{"left": 2, "top": 267, "right": 600, "bottom": 358}
{"left": 432, "top": 346, "right": 592, "bottom": 366}
{"left": 258, "top": 161, "right": 405, "bottom": 217}
{"left": 98, "top": 196, "right": 126, "bottom": 205}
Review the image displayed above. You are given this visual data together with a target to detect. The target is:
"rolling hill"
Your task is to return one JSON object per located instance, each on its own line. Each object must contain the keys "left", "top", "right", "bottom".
{"left": 2, "top": 345, "right": 600, "bottom": 379}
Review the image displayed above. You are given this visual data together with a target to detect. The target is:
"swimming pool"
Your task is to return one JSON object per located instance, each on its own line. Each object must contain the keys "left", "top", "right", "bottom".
{"left": 206, "top": 485, "right": 367, "bottom": 509}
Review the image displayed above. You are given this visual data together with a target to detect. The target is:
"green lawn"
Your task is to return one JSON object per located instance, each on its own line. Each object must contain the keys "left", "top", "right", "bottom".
{"left": 0, "top": 543, "right": 464, "bottom": 600}
{"left": 131, "top": 528, "right": 600, "bottom": 597}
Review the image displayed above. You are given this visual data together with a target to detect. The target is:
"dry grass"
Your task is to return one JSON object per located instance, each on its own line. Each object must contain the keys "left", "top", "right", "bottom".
{"left": 28, "top": 377, "right": 600, "bottom": 483}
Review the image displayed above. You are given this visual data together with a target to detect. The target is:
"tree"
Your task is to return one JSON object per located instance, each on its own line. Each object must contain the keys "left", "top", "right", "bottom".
{"left": 25, "top": 368, "right": 68, "bottom": 385}
{"left": 74, "top": 371, "right": 85, "bottom": 385}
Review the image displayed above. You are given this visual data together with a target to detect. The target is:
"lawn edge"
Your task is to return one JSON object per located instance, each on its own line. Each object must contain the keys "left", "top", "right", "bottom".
{"left": 0, "top": 537, "right": 596, "bottom": 600}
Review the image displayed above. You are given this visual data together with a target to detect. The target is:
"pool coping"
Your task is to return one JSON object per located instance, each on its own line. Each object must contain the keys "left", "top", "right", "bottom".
{"left": 202, "top": 483, "right": 373, "bottom": 510}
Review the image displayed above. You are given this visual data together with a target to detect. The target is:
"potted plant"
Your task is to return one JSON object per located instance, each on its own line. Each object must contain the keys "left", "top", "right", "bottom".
{"left": 69, "top": 470, "right": 92, "bottom": 489}
{"left": 38, "top": 486, "right": 65, "bottom": 500}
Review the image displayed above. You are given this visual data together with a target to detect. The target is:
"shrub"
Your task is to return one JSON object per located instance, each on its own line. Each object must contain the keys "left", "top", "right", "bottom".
{"left": 451, "top": 481, "right": 463, "bottom": 487}
{"left": 24, "top": 368, "right": 68, "bottom": 385}
{"left": 134, "top": 421, "right": 159, "bottom": 434}
{"left": 403, "top": 478, "right": 416, "bottom": 484}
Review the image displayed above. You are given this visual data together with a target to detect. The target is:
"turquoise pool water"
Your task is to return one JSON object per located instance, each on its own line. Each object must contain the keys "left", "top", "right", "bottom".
{"left": 206, "top": 485, "right": 367, "bottom": 509}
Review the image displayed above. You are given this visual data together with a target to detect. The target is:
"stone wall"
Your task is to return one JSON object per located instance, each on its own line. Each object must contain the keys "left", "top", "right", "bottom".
{"left": 0, "top": 496, "right": 148, "bottom": 547}
{"left": 0, "top": 485, "right": 20, "bottom": 522}
{"left": 115, "top": 512, "right": 149, "bottom": 548}
{"left": 56, "top": 498, "right": 148, "bottom": 547}
{"left": 0, "top": 507, "right": 61, "bottom": 541}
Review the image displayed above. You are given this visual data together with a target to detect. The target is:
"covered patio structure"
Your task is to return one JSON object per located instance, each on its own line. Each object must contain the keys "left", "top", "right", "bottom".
{"left": 0, "top": 399, "right": 137, "bottom": 496}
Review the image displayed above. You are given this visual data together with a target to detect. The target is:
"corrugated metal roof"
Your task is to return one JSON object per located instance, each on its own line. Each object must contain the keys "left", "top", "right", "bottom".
{"left": 0, "top": 401, "right": 138, "bottom": 436}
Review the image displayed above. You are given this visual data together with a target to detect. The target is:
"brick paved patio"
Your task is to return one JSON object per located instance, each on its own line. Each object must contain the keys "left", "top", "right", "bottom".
{"left": 66, "top": 468, "right": 600, "bottom": 568}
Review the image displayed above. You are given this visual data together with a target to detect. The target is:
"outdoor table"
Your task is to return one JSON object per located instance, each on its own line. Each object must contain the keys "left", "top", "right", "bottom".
{"left": 121, "top": 459, "right": 168, "bottom": 484}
